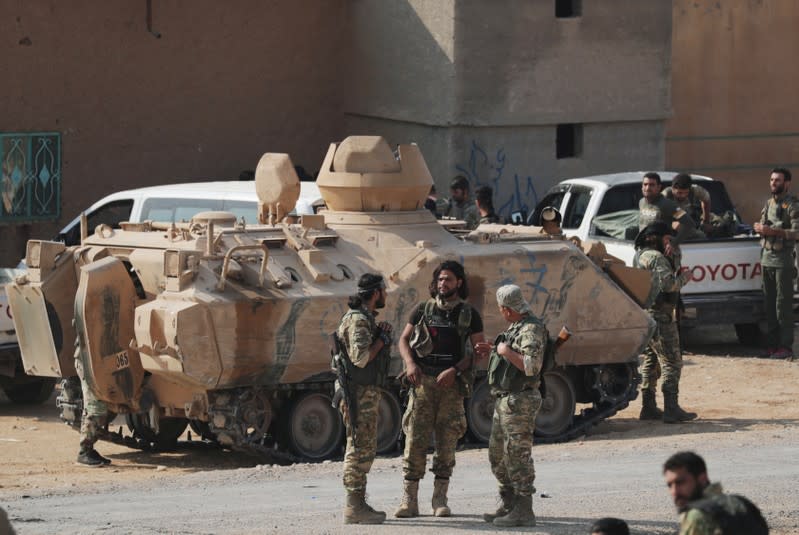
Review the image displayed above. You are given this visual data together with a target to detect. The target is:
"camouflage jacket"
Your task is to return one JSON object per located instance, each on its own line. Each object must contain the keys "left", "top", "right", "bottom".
{"left": 636, "top": 248, "right": 691, "bottom": 320}
{"left": 679, "top": 482, "right": 768, "bottom": 535}
{"left": 664, "top": 184, "right": 710, "bottom": 224}
{"left": 759, "top": 192, "right": 799, "bottom": 267}
{"left": 639, "top": 195, "right": 695, "bottom": 246}
{"left": 446, "top": 199, "right": 480, "bottom": 229}
{"left": 337, "top": 307, "right": 378, "bottom": 368}
{"left": 488, "top": 315, "right": 548, "bottom": 393}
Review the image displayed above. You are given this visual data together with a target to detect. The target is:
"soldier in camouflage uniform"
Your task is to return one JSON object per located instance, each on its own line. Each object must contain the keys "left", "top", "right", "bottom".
{"left": 639, "top": 172, "right": 695, "bottom": 270}
{"left": 395, "top": 260, "right": 487, "bottom": 518}
{"left": 479, "top": 284, "right": 547, "bottom": 527}
{"left": 74, "top": 323, "right": 112, "bottom": 467}
{"left": 663, "top": 173, "right": 713, "bottom": 239}
{"left": 753, "top": 167, "right": 799, "bottom": 360}
{"left": 444, "top": 176, "right": 480, "bottom": 230}
{"left": 336, "top": 273, "right": 393, "bottom": 524}
{"left": 634, "top": 222, "right": 697, "bottom": 424}
{"left": 663, "top": 451, "right": 769, "bottom": 535}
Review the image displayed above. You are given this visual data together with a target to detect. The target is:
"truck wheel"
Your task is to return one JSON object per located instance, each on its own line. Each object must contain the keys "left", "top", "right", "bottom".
{"left": 535, "top": 370, "right": 576, "bottom": 439}
{"left": 465, "top": 378, "right": 494, "bottom": 444}
{"left": 2, "top": 377, "right": 57, "bottom": 404}
{"left": 126, "top": 413, "right": 189, "bottom": 449}
{"left": 376, "top": 388, "right": 402, "bottom": 455}
{"left": 734, "top": 323, "right": 762, "bottom": 346}
{"left": 279, "top": 391, "right": 343, "bottom": 461}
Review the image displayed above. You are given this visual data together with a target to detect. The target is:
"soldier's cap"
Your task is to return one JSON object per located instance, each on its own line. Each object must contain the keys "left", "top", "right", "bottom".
{"left": 539, "top": 206, "right": 562, "bottom": 225}
{"left": 496, "top": 284, "right": 531, "bottom": 315}
{"left": 450, "top": 175, "right": 470, "bottom": 191}
{"left": 634, "top": 221, "right": 671, "bottom": 249}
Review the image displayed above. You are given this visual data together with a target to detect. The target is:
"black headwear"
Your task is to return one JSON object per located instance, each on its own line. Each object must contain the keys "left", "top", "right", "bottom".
{"left": 634, "top": 221, "right": 671, "bottom": 249}
{"left": 357, "top": 273, "right": 385, "bottom": 294}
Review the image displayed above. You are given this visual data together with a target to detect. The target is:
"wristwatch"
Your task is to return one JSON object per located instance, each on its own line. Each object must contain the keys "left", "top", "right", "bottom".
{"left": 453, "top": 367, "right": 462, "bottom": 377}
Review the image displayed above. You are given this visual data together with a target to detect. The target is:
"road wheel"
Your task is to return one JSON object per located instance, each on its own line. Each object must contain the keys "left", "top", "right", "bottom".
{"left": 535, "top": 370, "right": 576, "bottom": 439}
{"left": 465, "top": 378, "right": 494, "bottom": 444}
{"left": 126, "top": 413, "right": 189, "bottom": 448}
{"left": 2, "top": 377, "right": 57, "bottom": 404}
{"left": 279, "top": 391, "right": 343, "bottom": 461}
{"left": 376, "top": 388, "right": 402, "bottom": 455}
{"left": 734, "top": 323, "right": 762, "bottom": 346}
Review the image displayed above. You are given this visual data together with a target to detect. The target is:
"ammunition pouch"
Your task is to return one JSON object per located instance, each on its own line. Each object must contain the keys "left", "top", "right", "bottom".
{"left": 409, "top": 320, "right": 433, "bottom": 357}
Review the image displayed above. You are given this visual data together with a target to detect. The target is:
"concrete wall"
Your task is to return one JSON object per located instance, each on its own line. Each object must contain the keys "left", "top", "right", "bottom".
{"left": 1, "top": 0, "right": 347, "bottom": 264}
{"left": 348, "top": 0, "right": 672, "bottom": 219}
{"left": 667, "top": 1, "right": 799, "bottom": 223}
{"left": 2, "top": 0, "right": 674, "bottom": 264}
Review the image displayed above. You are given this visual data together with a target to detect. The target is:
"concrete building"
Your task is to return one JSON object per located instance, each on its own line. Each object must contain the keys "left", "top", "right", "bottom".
{"left": 1, "top": 0, "right": 672, "bottom": 264}
{"left": 668, "top": 0, "right": 799, "bottom": 223}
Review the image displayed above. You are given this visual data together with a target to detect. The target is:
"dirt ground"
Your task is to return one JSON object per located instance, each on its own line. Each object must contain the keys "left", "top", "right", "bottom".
{"left": 1, "top": 325, "right": 798, "bottom": 506}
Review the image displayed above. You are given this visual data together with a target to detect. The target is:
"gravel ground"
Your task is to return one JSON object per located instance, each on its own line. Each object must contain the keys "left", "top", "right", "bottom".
{"left": 2, "top": 325, "right": 798, "bottom": 534}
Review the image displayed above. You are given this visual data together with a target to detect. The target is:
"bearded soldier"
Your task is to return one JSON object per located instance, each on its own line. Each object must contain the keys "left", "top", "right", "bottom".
{"left": 394, "top": 260, "right": 487, "bottom": 518}
{"left": 335, "top": 273, "right": 392, "bottom": 524}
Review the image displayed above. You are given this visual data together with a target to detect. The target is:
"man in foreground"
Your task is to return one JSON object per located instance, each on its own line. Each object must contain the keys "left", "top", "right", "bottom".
{"left": 663, "top": 451, "right": 768, "bottom": 534}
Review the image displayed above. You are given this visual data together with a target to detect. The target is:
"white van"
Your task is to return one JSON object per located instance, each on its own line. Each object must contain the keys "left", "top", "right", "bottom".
{"left": 57, "top": 180, "right": 323, "bottom": 246}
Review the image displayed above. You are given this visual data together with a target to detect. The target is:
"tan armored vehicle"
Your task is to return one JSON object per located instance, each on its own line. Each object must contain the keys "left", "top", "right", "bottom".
{"left": 8, "top": 136, "right": 653, "bottom": 460}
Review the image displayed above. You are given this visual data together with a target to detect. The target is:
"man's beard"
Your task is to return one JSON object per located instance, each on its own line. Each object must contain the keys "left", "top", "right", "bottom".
{"left": 438, "top": 287, "right": 458, "bottom": 299}
{"left": 677, "top": 485, "right": 705, "bottom": 512}
{"left": 773, "top": 184, "right": 785, "bottom": 195}
{"left": 375, "top": 296, "right": 386, "bottom": 309}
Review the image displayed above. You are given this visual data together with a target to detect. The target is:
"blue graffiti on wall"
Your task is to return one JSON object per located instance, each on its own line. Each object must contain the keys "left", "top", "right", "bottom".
{"left": 454, "top": 140, "right": 540, "bottom": 220}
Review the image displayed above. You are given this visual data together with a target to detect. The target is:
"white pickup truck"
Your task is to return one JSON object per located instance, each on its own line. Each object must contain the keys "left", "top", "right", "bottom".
{"left": 528, "top": 172, "right": 766, "bottom": 345}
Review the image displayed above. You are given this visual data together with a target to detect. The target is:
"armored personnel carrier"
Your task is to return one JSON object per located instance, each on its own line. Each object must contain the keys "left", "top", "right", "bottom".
{"left": 7, "top": 136, "right": 653, "bottom": 460}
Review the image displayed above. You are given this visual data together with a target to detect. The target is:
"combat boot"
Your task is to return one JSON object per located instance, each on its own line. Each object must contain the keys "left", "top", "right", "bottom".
{"left": 493, "top": 494, "right": 536, "bottom": 527}
{"left": 432, "top": 477, "right": 451, "bottom": 517}
{"left": 483, "top": 486, "right": 515, "bottom": 523}
{"left": 639, "top": 389, "right": 663, "bottom": 420}
{"left": 343, "top": 491, "right": 386, "bottom": 524}
{"left": 394, "top": 479, "right": 419, "bottom": 518}
{"left": 76, "top": 447, "right": 111, "bottom": 467}
{"left": 663, "top": 392, "right": 697, "bottom": 424}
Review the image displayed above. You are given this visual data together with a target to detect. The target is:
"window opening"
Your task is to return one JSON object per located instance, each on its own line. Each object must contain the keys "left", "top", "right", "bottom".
{"left": 556, "top": 0, "right": 582, "bottom": 18}
{"left": 556, "top": 124, "right": 582, "bottom": 159}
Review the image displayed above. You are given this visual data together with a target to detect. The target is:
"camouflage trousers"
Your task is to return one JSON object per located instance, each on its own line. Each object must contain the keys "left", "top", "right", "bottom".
{"left": 488, "top": 388, "right": 541, "bottom": 497}
{"left": 401, "top": 374, "right": 466, "bottom": 480}
{"left": 640, "top": 315, "right": 683, "bottom": 395}
{"left": 340, "top": 384, "right": 381, "bottom": 493}
{"left": 75, "top": 355, "right": 109, "bottom": 449}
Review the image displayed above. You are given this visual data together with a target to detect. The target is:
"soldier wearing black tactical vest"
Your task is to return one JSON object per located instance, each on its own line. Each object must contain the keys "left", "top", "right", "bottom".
{"left": 335, "top": 273, "right": 392, "bottom": 524}
{"left": 663, "top": 451, "right": 769, "bottom": 535}
{"left": 395, "top": 260, "right": 487, "bottom": 519}
{"left": 753, "top": 167, "right": 799, "bottom": 360}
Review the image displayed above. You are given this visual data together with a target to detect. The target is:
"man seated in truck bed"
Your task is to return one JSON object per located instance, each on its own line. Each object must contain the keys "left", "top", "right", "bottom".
{"left": 663, "top": 173, "right": 711, "bottom": 240}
